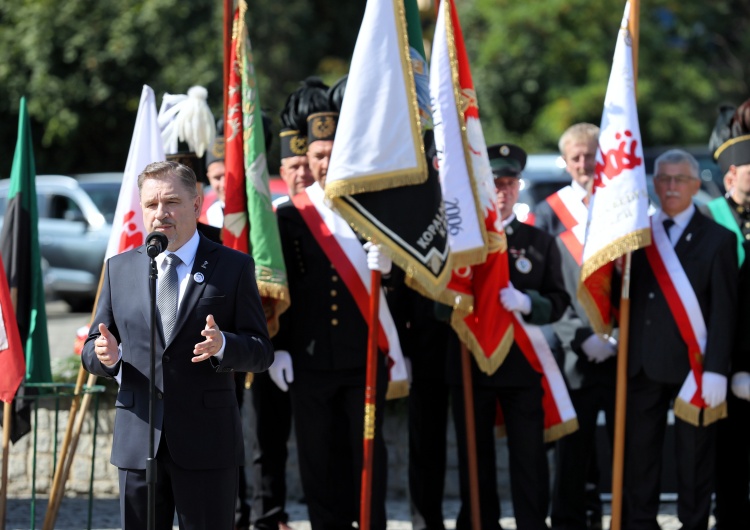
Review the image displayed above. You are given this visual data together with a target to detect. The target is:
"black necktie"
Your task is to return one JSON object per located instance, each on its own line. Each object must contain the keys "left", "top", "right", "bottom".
{"left": 158, "top": 254, "right": 182, "bottom": 343}
{"left": 663, "top": 218, "right": 675, "bottom": 243}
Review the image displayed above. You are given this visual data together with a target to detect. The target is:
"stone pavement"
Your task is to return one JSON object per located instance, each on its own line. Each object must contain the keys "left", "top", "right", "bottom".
{"left": 4, "top": 496, "right": 699, "bottom": 530}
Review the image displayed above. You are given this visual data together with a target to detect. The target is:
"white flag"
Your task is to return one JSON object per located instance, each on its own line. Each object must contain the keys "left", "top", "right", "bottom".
{"left": 104, "top": 85, "right": 166, "bottom": 261}
{"left": 578, "top": 1, "right": 651, "bottom": 334}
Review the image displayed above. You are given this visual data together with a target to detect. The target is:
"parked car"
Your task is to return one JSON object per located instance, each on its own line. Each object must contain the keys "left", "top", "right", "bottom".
{"left": 515, "top": 153, "right": 570, "bottom": 222}
{"left": 0, "top": 173, "right": 122, "bottom": 312}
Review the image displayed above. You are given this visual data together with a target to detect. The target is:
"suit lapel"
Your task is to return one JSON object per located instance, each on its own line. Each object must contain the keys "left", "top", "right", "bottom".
{"left": 169, "top": 235, "right": 219, "bottom": 343}
{"left": 674, "top": 206, "right": 704, "bottom": 256}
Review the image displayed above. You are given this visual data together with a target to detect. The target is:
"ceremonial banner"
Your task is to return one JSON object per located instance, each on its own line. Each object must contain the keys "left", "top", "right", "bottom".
{"left": 430, "top": 0, "right": 513, "bottom": 374}
{"left": 578, "top": 2, "right": 650, "bottom": 335}
{"left": 224, "top": 2, "right": 289, "bottom": 335}
{"left": 324, "top": 0, "right": 450, "bottom": 299}
{"left": 0, "top": 255, "right": 24, "bottom": 404}
{"left": 0, "top": 98, "right": 52, "bottom": 442}
{"left": 105, "top": 85, "right": 164, "bottom": 260}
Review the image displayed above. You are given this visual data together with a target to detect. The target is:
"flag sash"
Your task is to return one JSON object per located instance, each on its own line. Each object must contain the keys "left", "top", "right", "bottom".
{"left": 644, "top": 218, "right": 720, "bottom": 424}
{"left": 291, "top": 185, "right": 407, "bottom": 396}
{"left": 512, "top": 314, "right": 578, "bottom": 442}
{"left": 545, "top": 187, "right": 587, "bottom": 265}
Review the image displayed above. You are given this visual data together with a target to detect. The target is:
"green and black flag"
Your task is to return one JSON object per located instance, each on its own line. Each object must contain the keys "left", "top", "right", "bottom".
{"left": 0, "top": 97, "right": 53, "bottom": 442}
{"left": 324, "top": 0, "right": 450, "bottom": 299}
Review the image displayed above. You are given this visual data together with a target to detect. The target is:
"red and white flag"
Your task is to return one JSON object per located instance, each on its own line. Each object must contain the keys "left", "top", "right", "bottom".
{"left": 105, "top": 85, "right": 165, "bottom": 260}
{"left": 429, "top": 0, "right": 513, "bottom": 374}
{"left": 578, "top": 1, "right": 651, "bottom": 334}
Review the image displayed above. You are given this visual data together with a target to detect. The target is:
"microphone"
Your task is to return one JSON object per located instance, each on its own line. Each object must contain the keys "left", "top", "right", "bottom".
{"left": 146, "top": 232, "right": 169, "bottom": 258}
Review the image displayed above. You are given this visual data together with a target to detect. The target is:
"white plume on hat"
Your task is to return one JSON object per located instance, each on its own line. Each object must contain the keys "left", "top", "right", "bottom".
{"left": 158, "top": 86, "right": 216, "bottom": 157}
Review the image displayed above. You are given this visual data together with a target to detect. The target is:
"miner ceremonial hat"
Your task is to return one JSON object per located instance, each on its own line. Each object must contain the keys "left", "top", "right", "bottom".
{"left": 487, "top": 143, "right": 527, "bottom": 178}
{"left": 279, "top": 77, "right": 329, "bottom": 158}
{"left": 306, "top": 75, "right": 347, "bottom": 145}
{"left": 712, "top": 99, "right": 750, "bottom": 173}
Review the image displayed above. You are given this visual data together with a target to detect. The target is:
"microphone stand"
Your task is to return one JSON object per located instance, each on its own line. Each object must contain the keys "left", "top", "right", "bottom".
{"left": 147, "top": 255, "right": 159, "bottom": 530}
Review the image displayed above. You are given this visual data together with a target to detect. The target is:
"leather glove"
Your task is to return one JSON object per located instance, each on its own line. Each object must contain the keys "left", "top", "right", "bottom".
{"left": 731, "top": 371, "right": 750, "bottom": 401}
{"left": 581, "top": 334, "right": 617, "bottom": 363}
{"left": 702, "top": 371, "right": 727, "bottom": 408}
{"left": 268, "top": 350, "right": 294, "bottom": 392}
{"left": 498, "top": 282, "right": 532, "bottom": 315}
{"left": 363, "top": 241, "right": 392, "bottom": 275}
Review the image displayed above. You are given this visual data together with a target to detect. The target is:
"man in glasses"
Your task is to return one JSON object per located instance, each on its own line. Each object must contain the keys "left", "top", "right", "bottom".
{"left": 623, "top": 148, "right": 738, "bottom": 530}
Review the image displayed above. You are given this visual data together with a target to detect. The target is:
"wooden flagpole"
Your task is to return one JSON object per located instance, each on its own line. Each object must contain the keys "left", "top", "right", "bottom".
{"left": 460, "top": 342, "right": 481, "bottom": 530}
{"left": 0, "top": 402, "right": 11, "bottom": 530}
{"left": 610, "top": 4, "right": 639, "bottom": 529}
{"left": 359, "top": 270, "right": 382, "bottom": 530}
{"left": 223, "top": 0, "right": 233, "bottom": 123}
{"left": 43, "top": 270, "right": 104, "bottom": 530}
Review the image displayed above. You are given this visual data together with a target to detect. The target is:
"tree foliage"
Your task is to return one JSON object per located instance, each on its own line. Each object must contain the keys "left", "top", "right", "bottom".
{"left": 1, "top": 0, "right": 749, "bottom": 178}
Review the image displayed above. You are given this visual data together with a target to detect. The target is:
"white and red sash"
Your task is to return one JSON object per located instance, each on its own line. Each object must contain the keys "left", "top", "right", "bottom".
{"left": 644, "top": 216, "right": 721, "bottom": 425}
{"left": 495, "top": 312, "right": 578, "bottom": 442}
{"left": 291, "top": 183, "right": 408, "bottom": 398}
{"left": 545, "top": 185, "right": 587, "bottom": 265}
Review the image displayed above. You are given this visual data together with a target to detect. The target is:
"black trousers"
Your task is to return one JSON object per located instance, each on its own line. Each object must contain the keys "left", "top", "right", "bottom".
{"left": 551, "top": 383, "right": 615, "bottom": 529}
{"left": 451, "top": 372, "right": 548, "bottom": 530}
{"left": 408, "top": 365, "right": 450, "bottom": 530}
{"left": 623, "top": 371, "right": 716, "bottom": 530}
{"left": 118, "top": 436, "right": 238, "bottom": 530}
{"left": 290, "top": 363, "right": 388, "bottom": 530}
{"left": 248, "top": 370, "right": 293, "bottom": 530}
{"left": 713, "top": 391, "right": 750, "bottom": 529}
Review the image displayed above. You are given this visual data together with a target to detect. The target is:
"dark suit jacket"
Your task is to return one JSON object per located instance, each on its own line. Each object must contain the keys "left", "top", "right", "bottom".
{"left": 628, "top": 207, "right": 738, "bottom": 384}
{"left": 535, "top": 197, "right": 616, "bottom": 390}
{"left": 81, "top": 232, "right": 274, "bottom": 470}
{"left": 272, "top": 201, "right": 372, "bottom": 372}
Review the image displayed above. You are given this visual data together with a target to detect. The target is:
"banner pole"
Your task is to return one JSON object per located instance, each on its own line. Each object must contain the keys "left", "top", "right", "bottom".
{"left": 610, "top": 252, "right": 632, "bottom": 530}
{"left": 460, "top": 342, "right": 481, "bottom": 530}
{"left": 0, "top": 401, "right": 12, "bottom": 530}
{"left": 359, "top": 270, "right": 381, "bottom": 530}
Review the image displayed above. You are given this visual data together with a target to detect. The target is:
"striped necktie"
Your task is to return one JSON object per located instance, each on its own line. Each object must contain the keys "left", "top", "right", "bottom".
{"left": 158, "top": 253, "right": 182, "bottom": 343}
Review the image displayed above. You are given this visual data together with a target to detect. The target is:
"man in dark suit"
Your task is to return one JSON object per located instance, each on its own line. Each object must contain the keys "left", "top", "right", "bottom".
{"left": 450, "top": 143, "right": 570, "bottom": 530}
{"left": 81, "top": 161, "right": 274, "bottom": 530}
{"left": 624, "top": 149, "right": 738, "bottom": 530}
{"left": 270, "top": 79, "right": 393, "bottom": 530}
{"left": 704, "top": 100, "right": 750, "bottom": 529}
{"left": 535, "top": 123, "right": 615, "bottom": 530}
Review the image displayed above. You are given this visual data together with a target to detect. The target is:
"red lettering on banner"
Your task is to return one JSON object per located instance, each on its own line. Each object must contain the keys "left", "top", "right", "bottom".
{"left": 593, "top": 130, "right": 642, "bottom": 191}
{"left": 118, "top": 210, "right": 143, "bottom": 252}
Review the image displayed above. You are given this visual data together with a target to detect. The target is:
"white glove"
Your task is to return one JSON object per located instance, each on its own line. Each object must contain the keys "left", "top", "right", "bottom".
{"left": 581, "top": 334, "right": 617, "bottom": 364}
{"left": 268, "top": 350, "right": 294, "bottom": 392}
{"left": 498, "top": 282, "right": 532, "bottom": 315}
{"left": 731, "top": 371, "right": 750, "bottom": 401}
{"left": 702, "top": 371, "right": 727, "bottom": 408}
{"left": 363, "top": 241, "right": 392, "bottom": 275}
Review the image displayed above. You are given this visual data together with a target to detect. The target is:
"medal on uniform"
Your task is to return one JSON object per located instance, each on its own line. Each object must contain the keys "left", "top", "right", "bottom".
{"left": 514, "top": 251, "right": 532, "bottom": 274}
{"left": 193, "top": 272, "right": 205, "bottom": 284}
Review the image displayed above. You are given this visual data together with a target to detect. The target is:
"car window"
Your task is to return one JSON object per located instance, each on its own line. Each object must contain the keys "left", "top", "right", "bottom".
{"left": 79, "top": 182, "right": 121, "bottom": 223}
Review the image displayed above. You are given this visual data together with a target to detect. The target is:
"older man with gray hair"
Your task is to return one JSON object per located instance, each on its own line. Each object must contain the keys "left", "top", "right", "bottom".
{"left": 622, "top": 148, "right": 738, "bottom": 530}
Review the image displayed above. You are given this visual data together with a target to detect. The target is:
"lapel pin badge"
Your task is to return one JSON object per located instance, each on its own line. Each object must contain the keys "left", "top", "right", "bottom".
{"left": 193, "top": 272, "right": 205, "bottom": 284}
{"left": 201, "top": 260, "right": 208, "bottom": 269}
{"left": 686, "top": 233, "right": 692, "bottom": 242}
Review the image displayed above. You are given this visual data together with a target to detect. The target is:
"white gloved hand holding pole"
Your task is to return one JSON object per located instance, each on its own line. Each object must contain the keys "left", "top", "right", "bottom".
{"left": 731, "top": 371, "right": 750, "bottom": 401}
{"left": 498, "top": 282, "right": 532, "bottom": 315}
{"left": 268, "top": 350, "right": 294, "bottom": 392}
{"left": 363, "top": 241, "right": 392, "bottom": 275}
{"left": 702, "top": 371, "right": 727, "bottom": 408}
{"left": 581, "top": 334, "right": 617, "bottom": 364}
